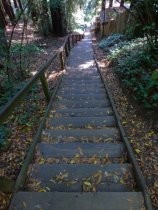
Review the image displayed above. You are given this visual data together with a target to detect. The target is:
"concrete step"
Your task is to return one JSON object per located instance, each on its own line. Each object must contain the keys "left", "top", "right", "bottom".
{"left": 57, "top": 93, "right": 107, "bottom": 100}
{"left": 55, "top": 99, "right": 110, "bottom": 109}
{"left": 60, "top": 84, "right": 105, "bottom": 91}
{"left": 50, "top": 108, "right": 113, "bottom": 117}
{"left": 62, "top": 78, "right": 102, "bottom": 86}
{"left": 36, "top": 142, "right": 126, "bottom": 159}
{"left": 58, "top": 88, "right": 106, "bottom": 94}
{"left": 27, "top": 164, "right": 134, "bottom": 192}
{"left": 46, "top": 116, "right": 116, "bottom": 129}
{"left": 65, "top": 68, "right": 98, "bottom": 73}
{"left": 63, "top": 77, "right": 101, "bottom": 82}
{"left": 60, "top": 87, "right": 105, "bottom": 92}
{"left": 41, "top": 128, "right": 121, "bottom": 143}
{"left": 62, "top": 83, "right": 104, "bottom": 88}
{"left": 10, "top": 192, "right": 145, "bottom": 210}
{"left": 65, "top": 73, "right": 99, "bottom": 78}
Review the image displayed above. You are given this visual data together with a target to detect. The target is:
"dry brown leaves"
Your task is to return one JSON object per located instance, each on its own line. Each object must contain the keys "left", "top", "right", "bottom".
{"left": 0, "top": 30, "right": 66, "bottom": 209}
{"left": 92, "top": 38, "right": 158, "bottom": 208}
{"left": 35, "top": 150, "right": 126, "bottom": 165}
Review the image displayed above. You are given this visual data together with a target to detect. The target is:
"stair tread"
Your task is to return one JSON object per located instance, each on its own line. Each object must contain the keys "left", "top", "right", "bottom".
{"left": 27, "top": 164, "right": 134, "bottom": 192}
{"left": 10, "top": 192, "right": 145, "bottom": 210}
{"left": 63, "top": 83, "right": 103, "bottom": 87}
{"left": 60, "top": 86, "right": 104, "bottom": 90}
{"left": 62, "top": 78, "right": 102, "bottom": 86}
{"left": 46, "top": 116, "right": 116, "bottom": 128}
{"left": 54, "top": 99, "right": 110, "bottom": 108}
{"left": 57, "top": 93, "right": 107, "bottom": 100}
{"left": 50, "top": 108, "right": 113, "bottom": 117}
{"left": 36, "top": 142, "right": 126, "bottom": 158}
{"left": 41, "top": 128, "right": 121, "bottom": 143}
{"left": 59, "top": 89, "right": 106, "bottom": 94}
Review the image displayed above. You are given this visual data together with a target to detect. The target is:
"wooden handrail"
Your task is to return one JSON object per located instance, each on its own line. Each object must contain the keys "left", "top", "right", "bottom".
{"left": 0, "top": 33, "right": 84, "bottom": 124}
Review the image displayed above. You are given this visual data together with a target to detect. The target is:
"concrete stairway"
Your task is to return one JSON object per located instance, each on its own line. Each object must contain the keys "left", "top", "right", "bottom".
{"left": 9, "top": 31, "right": 145, "bottom": 210}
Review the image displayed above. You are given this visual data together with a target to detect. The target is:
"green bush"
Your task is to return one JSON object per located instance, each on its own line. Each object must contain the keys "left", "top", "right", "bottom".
{"left": 99, "top": 34, "right": 126, "bottom": 51}
{"left": 0, "top": 125, "right": 10, "bottom": 149}
{"left": 108, "top": 38, "right": 147, "bottom": 60}
{"left": 113, "top": 51, "right": 158, "bottom": 108}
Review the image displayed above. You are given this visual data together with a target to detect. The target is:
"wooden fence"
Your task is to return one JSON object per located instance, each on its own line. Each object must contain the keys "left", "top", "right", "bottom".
{"left": 101, "top": 10, "right": 129, "bottom": 37}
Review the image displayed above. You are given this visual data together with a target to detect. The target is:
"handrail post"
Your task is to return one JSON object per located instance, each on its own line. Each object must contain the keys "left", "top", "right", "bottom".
{"left": 65, "top": 43, "right": 69, "bottom": 57}
{"left": 72, "top": 35, "right": 75, "bottom": 46}
{"left": 60, "top": 51, "right": 64, "bottom": 70}
{"left": 68, "top": 36, "right": 71, "bottom": 51}
{"left": 40, "top": 73, "right": 50, "bottom": 103}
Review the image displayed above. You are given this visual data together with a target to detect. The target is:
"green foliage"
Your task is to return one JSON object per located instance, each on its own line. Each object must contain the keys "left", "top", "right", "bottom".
{"left": 101, "top": 34, "right": 158, "bottom": 108}
{"left": 0, "top": 81, "right": 26, "bottom": 108}
{"left": 83, "top": 0, "right": 100, "bottom": 22}
{"left": 49, "top": 0, "right": 61, "bottom": 10}
{"left": 107, "top": 37, "right": 147, "bottom": 60}
{"left": 127, "top": 0, "right": 158, "bottom": 50}
{"left": 10, "top": 43, "right": 42, "bottom": 56}
{"left": 99, "top": 34, "right": 126, "bottom": 50}
{"left": 0, "top": 125, "right": 10, "bottom": 149}
{"left": 111, "top": 44, "right": 158, "bottom": 109}
{"left": 0, "top": 42, "right": 42, "bottom": 108}
{"left": 152, "top": 70, "right": 158, "bottom": 81}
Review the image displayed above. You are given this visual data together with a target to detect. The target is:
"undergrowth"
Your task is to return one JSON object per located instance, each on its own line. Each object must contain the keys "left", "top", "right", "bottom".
{"left": 99, "top": 34, "right": 158, "bottom": 109}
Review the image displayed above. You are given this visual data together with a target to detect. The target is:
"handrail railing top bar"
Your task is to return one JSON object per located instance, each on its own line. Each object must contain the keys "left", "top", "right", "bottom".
{"left": 0, "top": 33, "right": 84, "bottom": 124}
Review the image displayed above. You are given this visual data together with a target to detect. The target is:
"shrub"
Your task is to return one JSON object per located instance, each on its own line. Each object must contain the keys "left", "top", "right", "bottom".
{"left": 113, "top": 51, "right": 158, "bottom": 108}
{"left": 108, "top": 38, "right": 147, "bottom": 61}
{"left": 0, "top": 125, "right": 10, "bottom": 149}
{"left": 99, "top": 34, "right": 126, "bottom": 50}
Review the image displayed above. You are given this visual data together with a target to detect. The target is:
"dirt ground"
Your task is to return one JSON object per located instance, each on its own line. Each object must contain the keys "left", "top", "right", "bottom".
{"left": 0, "top": 22, "right": 66, "bottom": 210}
{"left": 92, "top": 33, "right": 158, "bottom": 209}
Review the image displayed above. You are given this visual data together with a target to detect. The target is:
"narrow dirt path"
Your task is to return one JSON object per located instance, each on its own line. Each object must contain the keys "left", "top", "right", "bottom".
{"left": 9, "top": 30, "right": 146, "bottom": 210}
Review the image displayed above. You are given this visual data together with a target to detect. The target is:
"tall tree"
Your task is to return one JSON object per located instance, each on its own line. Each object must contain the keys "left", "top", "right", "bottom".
{"left": 120, "top": 0, "right": 124, "bottom": 6}
{"left": 50, "top": 0, "right": 67, "bottom": 36}
{"left": 28, "top": 0, "right": 39, "bottom": 22}
{"left": 13, "top": 0, "right": 18, "bottom": 8}
{"left": 130, "top": 0, "right": 138, "bottom": 8}
{"left": 2, "top": 0, "right": 15, "bottom": 21}
{"left": 39, "top": 0, "right": 52, "bottom": 36}
{"left": 0, "top": 4, "right": 8, "bottom": 55}
{"left": 109, "top": 0, "right": 113, "bottom": 7}
{"left": 17, "top": 0, "right": 23, "bottom": 11}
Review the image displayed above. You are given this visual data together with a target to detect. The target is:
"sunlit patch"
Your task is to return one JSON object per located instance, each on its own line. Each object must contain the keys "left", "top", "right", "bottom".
{"left": 79, "top": 60, "right": 94, "bottom": 69}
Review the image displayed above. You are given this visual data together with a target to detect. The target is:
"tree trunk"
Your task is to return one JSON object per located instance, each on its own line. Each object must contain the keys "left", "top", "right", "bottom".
{"left": 101, "top": 0, "right": 106, "bottom": 10}
{"left": 28, "top": 0, "right": 39, "bottom": 22}
{"left": 130, "top": 0, "right": 138, "bottom": 8}
{"left": 13, "top": 0, "right": 18, "bottom": 8}
{"left": 0, "top": 5, "right": 8, "bottom": 57}
{"left": 50, "top": 2, "right": 66, "bottom": 36}
{"left": 39, "top": 0, "right": 51, "bottom": 36}
{"left": 109, "top": 0, "right": 113, "bottom": 8}
{"left": 120, "top": 0, "right": 124, "bottom": 7}
{"left": 2, "top": 0, "right": 15, "bottom": 21}
{"left": 17, "top": 0, "right": 23, "bottom": 11}
{"left": 0, "top": 4, "right": 6, "bottom": 27}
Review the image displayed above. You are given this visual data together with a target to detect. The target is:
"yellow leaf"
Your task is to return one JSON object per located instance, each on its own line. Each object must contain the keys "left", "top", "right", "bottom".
{"left": 38, "top": 189, "right": 47, "bottom": 192}
{"left": 78, "top": 147, "right": 83, "bottom": 156}
{"left": 75, "top": 154, "right": 80, "bottom": 158}
{"left": 135, "top": 149, "right": 141, "bottom": 154}
{"left": 70, "top": 159, "right": 75, "bottom": 164}
{"left": 22, "top": 201, "right": 26, "bottom": 208}
{"left": 83, "top": 181, "right": 92, "bottom": 187}
{"left": 45, "top": 187, "right": 50, "bottom": 191}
